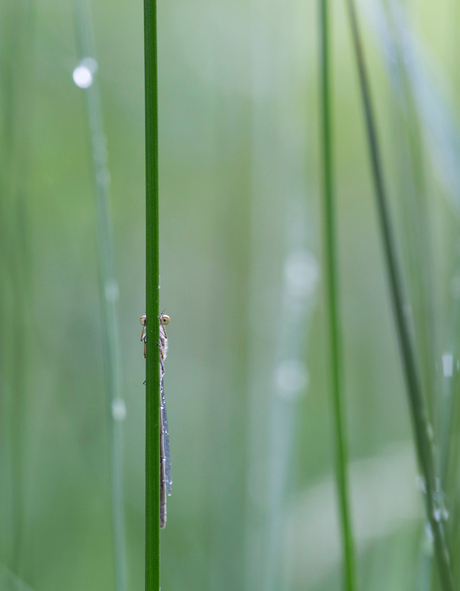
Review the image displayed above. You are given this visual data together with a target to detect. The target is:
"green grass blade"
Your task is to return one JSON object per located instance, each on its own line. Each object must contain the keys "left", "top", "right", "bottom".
{"left": 0, "top": 564, "right": 36, "bottom": 591}
{"left": 319, "top": 1, "right": 357, "bottom": 589}
{"left": 344, "top": 1, "right": 454, "bottom": 589}
{"left": 0, "top": 0, "right": 34, "bottom": 573}
{"left": 144, "top": 0, "right": 161, "bottom": 589}
{"left": 74, "top": 4, "right": 128, "bottom": 591}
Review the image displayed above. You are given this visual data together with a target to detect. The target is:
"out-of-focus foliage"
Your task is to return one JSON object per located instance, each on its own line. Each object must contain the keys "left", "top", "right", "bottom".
{"left": 1, "top": 0, "right": 460, "bottom": 590}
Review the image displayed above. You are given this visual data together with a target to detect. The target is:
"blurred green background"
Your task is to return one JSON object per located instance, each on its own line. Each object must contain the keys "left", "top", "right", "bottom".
{"left": 2, "top": 0, "right": 460, "bottom": 589}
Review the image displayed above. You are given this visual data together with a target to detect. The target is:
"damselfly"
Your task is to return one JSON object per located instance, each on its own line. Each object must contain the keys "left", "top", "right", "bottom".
{"left": 140, "top": 313, "right": 172, "bottom": 529}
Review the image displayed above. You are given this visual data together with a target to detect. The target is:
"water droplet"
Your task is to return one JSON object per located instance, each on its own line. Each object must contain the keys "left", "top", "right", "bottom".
{"left": 112, "top": 397, "right": 127, "bottom": 421}
{"left": 427, "top": 423, "right": 434, "bottom": 442}
{"left": 72, "top": 57, "right": 98, "bottom": 89}
{"left": 96, "top": 169, "right": 110, "bottom": 188}
{"left": 73, "top": 65, "right": 93, "bottom": 88}
{"left": 274, "top": 359, "right": 308, "bottom": 400}
{"left": 425, "top": 522, "right": 434, "bottom": 541}
{"left": 442, "top": 353, "right": 453, "bottom": 377}
{"left": 417, "top": 476, "right": 427, "bottom": 494}
{"left": 284, "top": 250, "right": 319, "bottom": 298}
{"left": 83, "top": 57, "right": 98, "bottom": 73}
{"left": 105, "top": 280, "right": 119, "bottom": 302}
{"left": 451, "top": 276, "right": 460, "bottom": 299}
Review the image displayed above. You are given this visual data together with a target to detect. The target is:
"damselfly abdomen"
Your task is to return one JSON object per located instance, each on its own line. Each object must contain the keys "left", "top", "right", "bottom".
{"left": 140, "top": 313, "right": 172, "bottom": 528}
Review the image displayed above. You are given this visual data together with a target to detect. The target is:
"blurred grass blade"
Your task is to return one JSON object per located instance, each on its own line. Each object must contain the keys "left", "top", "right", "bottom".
{"left": 365, "top": 0, "right": 457, "bottom": 486}
{"left": 319, "top": 1, "right": 357, "bottom": 589}
{"left": 144, "top": 0, "right": 161, "bottom": 589}
{"left": 344, "top": 0, "right": 455, "bottom": 589}
{"left": 359, "top": 3, "right": 460, "bottom": 580}
{"left": 0, "top": 564, "right": 36, "bottom": 591}
{"left": 264, "top": 204, "right": 319, "bottom": 590}
{"left": 0, "top": 0, "right": 34, "bottom": 574}
{"left": 363, "top": 0, "right": 460, "bottom": 209}
{"left": 73, "top": 3, "right": 127, "bottom": 591}
{"left": 377, "top": 0, "right": 438, "bottom": 428}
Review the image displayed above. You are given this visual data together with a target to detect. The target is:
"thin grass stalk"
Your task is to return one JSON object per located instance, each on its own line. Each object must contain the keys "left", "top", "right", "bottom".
{"left": 344, "top": 1, "right": 454, "bottom": 589}
{"left": 319, "top": 2, "right": 357, "bottom": 590}
{"left": 144, "top": 0, "right": 161, "bottom": 588}
{"left": 73, "top": 4, "right": 128, "bottom": 591}
{"left": 0, "top": 2, "right": 9, "bottom": 562}
{"left": 0, "top": 0, "right": 34, "bottom": 573}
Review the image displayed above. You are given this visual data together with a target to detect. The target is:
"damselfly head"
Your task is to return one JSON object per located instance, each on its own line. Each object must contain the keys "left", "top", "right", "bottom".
{"left": 159, "top": 314, "right": 170, "bottom": 326}
{"left": 140, "top": 315, "right": 146, "bottom": 326}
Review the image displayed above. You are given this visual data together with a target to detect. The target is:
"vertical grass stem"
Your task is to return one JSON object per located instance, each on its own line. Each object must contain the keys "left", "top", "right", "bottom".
{"left": 144, "top": 0, "right": 161, "bottom": 589}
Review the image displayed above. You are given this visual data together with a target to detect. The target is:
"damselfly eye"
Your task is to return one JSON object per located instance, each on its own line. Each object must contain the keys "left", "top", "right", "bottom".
{"left": 161, "top": 314, "right": 170, "bottom": 325}
{"left": 140, "top": 315, "right": 146, "bottom": 326}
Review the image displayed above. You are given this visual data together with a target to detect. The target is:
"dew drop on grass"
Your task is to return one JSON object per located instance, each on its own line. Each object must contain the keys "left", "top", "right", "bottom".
{"left": 442, "top": 353, "right": 453, "bottom": 377}
{"left": 73, "top": 57, "right": 98, "bottom": 89}
{"left": 427, "top": 423, "right": 434, "bottom": 442}
{"left": 105, "top": 279, "right": 119, "bottom": 302}
{"left": 435, "top": 477, "right": 440, "bottom": 492}
{"left": 284, "top": 250, "right": 319, "bottom": 298}
{"left": 425, "top": 522, "right": 434, "bottom": 541}
{"left": 112, "top": 397, "right": 127, "bottom": 421}
{"left": 73, "top": 65, "right": 93, "bottom": 88}
{"left": 274, "top": 359, "right": 308, "bottom": 400}
{"left": 417, "top": 476, "right": 427, "bottom": 494}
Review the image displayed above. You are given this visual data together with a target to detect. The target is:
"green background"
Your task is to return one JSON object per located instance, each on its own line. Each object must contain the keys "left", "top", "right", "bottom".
{"left": 1, "top": 0, "right": 459, "bottom": 589}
